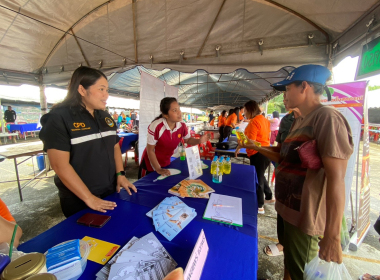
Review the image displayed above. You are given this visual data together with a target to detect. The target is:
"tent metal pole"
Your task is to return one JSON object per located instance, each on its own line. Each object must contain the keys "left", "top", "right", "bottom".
{"left": 132, "top": 0, "right": 138, "bottom": 63}
{"left": 197, "top": 0, "right": 227, "bottom": 57}
{"left": 70, "top": 28, "right": 90, "bottom": 67}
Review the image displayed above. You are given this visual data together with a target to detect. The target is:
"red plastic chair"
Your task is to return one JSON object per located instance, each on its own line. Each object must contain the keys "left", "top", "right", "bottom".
{"left": 204, "top": 131, "right": 214, "bottom": 140}
{"left": 206, "top": 140, "right": 216, "bottom": 152}
{"left": 199, "top": 143, "right": 215, "bottom": 160}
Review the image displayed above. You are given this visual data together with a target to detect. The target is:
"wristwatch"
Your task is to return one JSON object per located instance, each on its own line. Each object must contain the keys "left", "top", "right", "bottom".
{"left": 116, "top": 171, "right": 126, "bottom": 177}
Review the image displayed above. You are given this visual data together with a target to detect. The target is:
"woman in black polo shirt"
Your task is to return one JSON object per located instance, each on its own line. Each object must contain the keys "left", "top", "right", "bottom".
{"left": 39, "top": 66, "right": 137, "bottom": 217}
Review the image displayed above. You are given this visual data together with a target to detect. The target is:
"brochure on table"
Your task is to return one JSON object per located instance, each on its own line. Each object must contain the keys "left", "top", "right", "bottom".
{"left": 185, "top": 145, "right": 203, "bottom": 179}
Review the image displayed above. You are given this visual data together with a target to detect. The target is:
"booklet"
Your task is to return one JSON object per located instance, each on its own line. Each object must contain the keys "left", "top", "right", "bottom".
{"left": 96, "top": 233, "right": 177, "bottom": 280}
{"left": 168, "top": 179, "right": 214, "bottom": 198}
{"left": 146, "top": 196, "right": 197, "bottom": 241}
{"left": 82, "top": 236, "right": 120, "bottom": 265}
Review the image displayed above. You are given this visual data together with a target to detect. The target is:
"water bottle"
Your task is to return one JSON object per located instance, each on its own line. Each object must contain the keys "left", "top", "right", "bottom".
{"left": 210, "top": 156, "right": 218, "bottom": 174}
{"left": 223, "top": 156, "right": 231, "bottom": 174}
{"left": 236, "top": 129, "right": 248, "bottom": 144}
{"left": 212, "top": 163, "right": 222, "bottom": 183}
{"left": 180, "top": 142, "right": 186, "bottom": 161}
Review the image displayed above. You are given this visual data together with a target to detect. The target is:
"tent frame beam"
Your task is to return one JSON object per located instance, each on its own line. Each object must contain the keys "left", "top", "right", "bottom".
{"left": 263, "top": 0, "right": 330, "bottom": 44}
{"left": 70, "top": 28, "right": 90, "bottom": 67}
{"left": 132, "top": 0, "right": 138, "bottom": 63}
{"left": 197, "top": 0, "right": 227, "bottom": 57}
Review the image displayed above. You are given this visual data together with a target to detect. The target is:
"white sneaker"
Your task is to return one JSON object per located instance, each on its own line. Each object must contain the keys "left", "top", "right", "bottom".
{"left": 258, "top": 208, "right": 265, "bottom": 214}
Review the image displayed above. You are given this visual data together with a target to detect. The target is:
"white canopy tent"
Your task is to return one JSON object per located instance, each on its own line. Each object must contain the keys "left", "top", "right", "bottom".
{"left": 0, "top": 0, "right": 379, "bottom": 107}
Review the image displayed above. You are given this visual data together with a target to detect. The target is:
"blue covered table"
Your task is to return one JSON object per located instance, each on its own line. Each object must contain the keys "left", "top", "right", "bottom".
{"left": 9, "top": 123, "right": 39, "bottom": 140}
{"left": 117, "top": 132, "right": 138, "bottom": 165}
{"left": 9, "top": 123, "right": 38, "bottom": 134}
{"left": 18, "top": 159, "right": 259, "bottom": 279}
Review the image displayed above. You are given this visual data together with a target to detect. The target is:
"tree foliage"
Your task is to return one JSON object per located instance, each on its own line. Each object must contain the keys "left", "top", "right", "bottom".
{"left": 267, "top": 93, "right": 285, "bottom": 114}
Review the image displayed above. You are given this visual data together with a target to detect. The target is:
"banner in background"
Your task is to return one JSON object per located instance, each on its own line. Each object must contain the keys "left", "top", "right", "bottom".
{"left": 322, "top": 81, "right": 370, "bottom": 247}
{"left": 357, "top": 87, "right": 371, "bottom": 245}
{"left": 139, "top": 72, "right": 165, "bottom": 163}
{"left": 323, "top": 81, "right": 367, "bottom": 211}
{"left": 139, "top": 73, "right": 179, "bottom": 163}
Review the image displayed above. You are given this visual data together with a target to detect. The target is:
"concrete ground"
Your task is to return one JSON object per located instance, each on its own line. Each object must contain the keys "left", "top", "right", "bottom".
{"left": 0, "top": 137, "right": 380, "bottom": 279}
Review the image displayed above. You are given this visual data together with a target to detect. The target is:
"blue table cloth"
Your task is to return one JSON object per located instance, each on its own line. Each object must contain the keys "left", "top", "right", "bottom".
{"left": 117, "top": 132, "right": 138, "bottom": 153}
{"left": 9, "top": 123, "right": 38, "bottom": 133}
{"left": 18, "top": 159, "right": 259, "bottom": 279}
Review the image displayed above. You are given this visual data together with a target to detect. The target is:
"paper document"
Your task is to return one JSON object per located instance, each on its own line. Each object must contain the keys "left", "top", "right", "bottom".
{"left": 184, "top": 229, "right": 208, "bottom": 280}
{"left": 203, "top": 193, "right": 243, "bottom": 227}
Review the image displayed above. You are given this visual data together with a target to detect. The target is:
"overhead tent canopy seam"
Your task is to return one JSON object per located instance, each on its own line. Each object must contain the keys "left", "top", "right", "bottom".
{"left": 0, "top": 0, "right": 379, "bottom": 107}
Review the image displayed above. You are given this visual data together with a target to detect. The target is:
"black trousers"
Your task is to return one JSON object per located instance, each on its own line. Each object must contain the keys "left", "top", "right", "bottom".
{"left": 249, "top": 152, "right": 272, "bottom": 208}
{"left": 59, "top": 187, "right": 115, "bottom": 218}
{"left": 223, "top": 126, "right": 233, "bottom": 141}
{"left": 138, "top": 159, "right": 154, "bottom": 179}
{"left": 218, "top": 126, "right": 225, "bottom": 142}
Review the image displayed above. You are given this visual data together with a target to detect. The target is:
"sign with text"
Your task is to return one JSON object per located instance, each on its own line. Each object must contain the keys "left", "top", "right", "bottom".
{"left": 356, "top": 36, "right": 380, "bottom": 80}
{"left": 184, "top": 229, "right": 208, "bottom": 280}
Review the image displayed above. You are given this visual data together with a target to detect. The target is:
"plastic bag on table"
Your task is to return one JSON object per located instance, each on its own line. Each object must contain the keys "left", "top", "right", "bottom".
{"left": 0, "top": 242, "right": 26, "bottom": 261}
{"left": 304, "top": 256, "right": 352, "bottom": 280}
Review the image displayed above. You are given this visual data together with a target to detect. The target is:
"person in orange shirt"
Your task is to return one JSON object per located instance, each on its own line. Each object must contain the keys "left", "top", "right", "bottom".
{"left": 239, "top": 106, "right": 246, "bottom": 122}
{"left": 223, "top": 108, "right": 240, "bottom": 140}
{"left": 235, "top": 100, "right": 273, "bottom": 214}
{"left": 0, "top": 198, "right": 22, "bottom": 247}
{"left": 218, "top": 110, "right": 227, "bottom": 142}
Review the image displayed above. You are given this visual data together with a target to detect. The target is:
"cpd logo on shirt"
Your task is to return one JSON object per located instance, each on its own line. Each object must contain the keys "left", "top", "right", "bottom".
{"left": 72, "top": 122, "right": 90, "bottom": 131}
{"left": 105, "top": 117, "right": 114, "bottom": 127}
{"left": 178, "top": 134, "right": 181, "bottom": 138}
{"left": 73, "top": 123, "right": 85, "bottom": 128}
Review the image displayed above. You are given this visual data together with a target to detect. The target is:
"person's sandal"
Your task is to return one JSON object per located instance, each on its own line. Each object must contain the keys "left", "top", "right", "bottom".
{"left": 258, "top": 207, "right": 265, "bottom": 214}
{"left": 264, "top": 199, "right": 276, "bottom": 205}
{"left": 263, "top": 244, "right": 283, "bottom": 257}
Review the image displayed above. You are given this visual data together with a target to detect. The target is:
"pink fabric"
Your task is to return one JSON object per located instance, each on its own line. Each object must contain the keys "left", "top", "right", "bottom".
{"left": 270, "top": 118, "right": 280, "bottom": 131}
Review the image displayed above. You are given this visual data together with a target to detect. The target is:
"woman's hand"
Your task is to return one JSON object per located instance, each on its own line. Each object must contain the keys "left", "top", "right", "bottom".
{"left": 200, "top": 133, "right": 210, "bottom": 143}
{"left": 84, "top": 195, "right": 117, "bottom": 213}
{"left": 239, "top": 138, "right": 260, "bottom": 150}
{"left": 157, "top": 168, "right": 171, "bottom": 177}
{"left": 116, "top": 176, "right": 137, "bottom": 195}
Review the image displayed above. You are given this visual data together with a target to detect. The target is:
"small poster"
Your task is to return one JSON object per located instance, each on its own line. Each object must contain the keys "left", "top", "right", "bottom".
{"left": 185, "top": 146, "right": 203, "bottom": 179}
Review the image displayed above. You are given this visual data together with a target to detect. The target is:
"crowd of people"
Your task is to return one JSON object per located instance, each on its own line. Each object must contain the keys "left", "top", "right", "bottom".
{"left": 112, "top": 109, "right": 139, "bottom": 130}
{"left": 1, "top": 64, "right": 378, "bottom": 280}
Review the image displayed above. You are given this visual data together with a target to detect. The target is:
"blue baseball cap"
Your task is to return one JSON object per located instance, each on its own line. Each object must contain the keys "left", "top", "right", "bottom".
{"left": 271, "top": 64, "right": 331, "bottom": 92}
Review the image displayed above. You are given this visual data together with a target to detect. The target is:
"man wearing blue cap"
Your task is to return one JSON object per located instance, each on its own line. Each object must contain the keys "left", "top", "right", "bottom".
{"left": 241, "top": 64, "right": 353, "bottom": 280}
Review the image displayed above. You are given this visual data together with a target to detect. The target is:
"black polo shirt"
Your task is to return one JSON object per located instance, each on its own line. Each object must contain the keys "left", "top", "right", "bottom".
{"left": 39, "top": 105, "right": 120, "bottom": 198}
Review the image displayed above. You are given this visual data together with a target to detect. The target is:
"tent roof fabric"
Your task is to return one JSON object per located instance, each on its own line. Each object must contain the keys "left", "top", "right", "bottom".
{"left": 0, "top": 0, "right": 379, "bottom": 107}
{"left": 107, "top": 65, "right": 295, "bottom": 107}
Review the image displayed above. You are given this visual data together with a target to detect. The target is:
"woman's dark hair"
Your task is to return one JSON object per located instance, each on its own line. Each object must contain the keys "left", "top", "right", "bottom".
{"left": 272, "top": 111, "right": 279, "bottom": 119}
{"left": 153, "top": 97, "right": 178, "bottom": 121}
{"left": 221, "top": 110, "right": 227, "bottom": 117}
{"left": 228, "top": 109, "right": 234, "bottom": 116}
{"left": 292, "top": 81, "right": 324, "bottom": 94}
{"left": 53, "top": 66, "right": 107, "bottom": 109}
{"left": 244, "top": 100, "right": 261, "bottom": 119}
{"left": 233, "top": 107, "right": 240, "bottom": 117}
